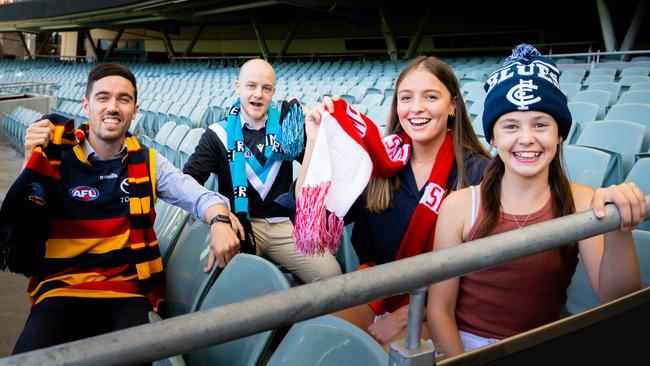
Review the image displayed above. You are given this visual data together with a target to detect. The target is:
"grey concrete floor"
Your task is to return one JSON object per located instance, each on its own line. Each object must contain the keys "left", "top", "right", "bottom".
{"left": 0, "top": 133, "right": 30, "bottom": 357}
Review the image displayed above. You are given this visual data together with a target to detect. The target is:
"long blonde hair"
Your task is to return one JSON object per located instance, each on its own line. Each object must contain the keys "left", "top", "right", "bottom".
{"left": 366, "top": 56, "right": 489, "bottom": 213}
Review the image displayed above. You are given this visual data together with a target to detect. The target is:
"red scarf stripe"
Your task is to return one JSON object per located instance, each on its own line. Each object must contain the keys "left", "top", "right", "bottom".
{"left": 25, "top": 148, "right": 61, "bottom": 179}
{"left": 129, "top": 227, "right": 157, "bottom": 245}
{"left": 66, "top": 280, "right": 144, "bottom": 294}
{"left": 48, "top": 217, "right": 130, "bottom": 239}
{"left": 396, "top": 132, "right": 455, "bottom": 258}
{"left": 32, "top": 264, "right": 134, "bottom": 287}
{"left": 127, "top": 162, "right": 150, "bottom": 179}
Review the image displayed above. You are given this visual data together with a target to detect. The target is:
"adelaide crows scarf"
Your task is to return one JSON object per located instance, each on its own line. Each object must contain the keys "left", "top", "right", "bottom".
{"left": 0, "top": 114, "right": 159, "bottom": 280}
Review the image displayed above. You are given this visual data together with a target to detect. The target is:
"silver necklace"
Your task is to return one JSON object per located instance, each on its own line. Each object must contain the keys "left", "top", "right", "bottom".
{"left": 507, "top": 189, "right": 549, "bottom": 229}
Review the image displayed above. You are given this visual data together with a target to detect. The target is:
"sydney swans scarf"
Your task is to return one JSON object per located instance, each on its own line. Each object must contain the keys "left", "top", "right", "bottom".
{"left": 294, "top": 99, "right": 455, "bottom": 261}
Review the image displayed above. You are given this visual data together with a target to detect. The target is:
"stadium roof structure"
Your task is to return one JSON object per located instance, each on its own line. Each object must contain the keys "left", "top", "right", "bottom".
{"left": 0, "top": 0, "right": 379, "bottom": 33}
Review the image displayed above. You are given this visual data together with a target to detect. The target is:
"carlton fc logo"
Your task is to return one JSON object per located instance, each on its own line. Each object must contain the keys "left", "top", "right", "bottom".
{"left": 507, "top": 79, "right": 542, "bottom": 110}
{"left": 69, "top": 186, "right": 99, "bottom": 201}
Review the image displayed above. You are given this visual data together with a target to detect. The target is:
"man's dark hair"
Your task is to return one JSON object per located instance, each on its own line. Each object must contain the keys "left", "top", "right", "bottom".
{"left": 85, "top": 62, "right": 137, "bottom": 103}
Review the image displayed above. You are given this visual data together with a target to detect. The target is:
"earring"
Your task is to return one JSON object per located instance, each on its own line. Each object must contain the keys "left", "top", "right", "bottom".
{"left": 449, "top": 113, "right": 455, "bottom": 118}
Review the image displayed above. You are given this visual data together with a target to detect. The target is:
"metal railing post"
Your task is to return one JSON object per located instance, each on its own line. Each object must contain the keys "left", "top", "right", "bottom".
{"left": 389, "top": 287, "right": 435, "bottom": 366}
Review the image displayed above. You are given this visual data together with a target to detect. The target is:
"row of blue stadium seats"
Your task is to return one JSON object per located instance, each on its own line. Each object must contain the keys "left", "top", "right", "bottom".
{"left": 562, "top": 66, "right": 649, "bottom": 77}
{"left": 6, "top": 98, "right": 649, "bottom": 193}
{"left": 2, "top": 105, "right": 43, "bottom": 153}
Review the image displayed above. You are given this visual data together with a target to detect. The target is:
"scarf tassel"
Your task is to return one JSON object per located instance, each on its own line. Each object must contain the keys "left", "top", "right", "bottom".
{"left": 280, "top": 103, "right": 305, "bottom": 159}
{"left": 0, "top": 226, "right": 46, "bottom": 277}
{"left": 294, "top": 181, "right": 344, "bottom": 256}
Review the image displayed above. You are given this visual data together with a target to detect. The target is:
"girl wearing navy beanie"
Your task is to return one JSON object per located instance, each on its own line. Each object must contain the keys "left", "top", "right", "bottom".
{"left": 426, "top": 44, "right": 645, "bottom": 357}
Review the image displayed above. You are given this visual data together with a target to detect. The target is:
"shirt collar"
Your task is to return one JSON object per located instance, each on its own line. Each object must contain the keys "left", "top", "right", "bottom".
{"left": 82, "top": 138, "right": 128, "bottom": 162}
{"left": 240, "top": 112, "right": 267, "bottom": 131}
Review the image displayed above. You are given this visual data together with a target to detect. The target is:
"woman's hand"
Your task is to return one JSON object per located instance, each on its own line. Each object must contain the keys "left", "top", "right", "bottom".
{"left": 366, "top": 305, "right": 408, "bottom": 345}
{"left": 304, "top": 95, "right": 339, "bottom": 144}
{"left": 592, "top": 182, "right": 647, "bottom": 231}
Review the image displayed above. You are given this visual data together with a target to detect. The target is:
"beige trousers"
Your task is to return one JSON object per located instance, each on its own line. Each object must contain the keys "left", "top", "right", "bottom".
{"left": 251, "top": 218, "right": 342, "bottom": 283}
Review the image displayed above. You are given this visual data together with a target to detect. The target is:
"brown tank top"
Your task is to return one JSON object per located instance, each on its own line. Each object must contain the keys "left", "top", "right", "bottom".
{"left": 455, "top": 190, "right": 578, "bottom": 339}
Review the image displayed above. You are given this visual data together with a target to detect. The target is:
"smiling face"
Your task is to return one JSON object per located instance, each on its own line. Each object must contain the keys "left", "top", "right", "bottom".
{"left": 396, "top": 67, "right": 455, "bottom": 147}
{"left": 235, "top": 59, "right": 275, "bottom": 127}
{"left": 82, "top": 75, "right": 137, "bottom": 145}
{"left": 491, "top": 110, "right": 561, "bottom": 179}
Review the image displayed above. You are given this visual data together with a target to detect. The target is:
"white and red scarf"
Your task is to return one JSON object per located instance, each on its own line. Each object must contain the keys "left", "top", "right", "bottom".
{"left": 294, "top": 99, "right": 455, "bottom": 265}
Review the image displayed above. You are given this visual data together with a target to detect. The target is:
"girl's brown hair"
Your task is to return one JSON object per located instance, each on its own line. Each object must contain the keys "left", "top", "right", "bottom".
{"left": 366, "top": 56, "right": 489, "bottom": 213}
{"left": 475, "top": 140, "right": 575, "bottom": 238}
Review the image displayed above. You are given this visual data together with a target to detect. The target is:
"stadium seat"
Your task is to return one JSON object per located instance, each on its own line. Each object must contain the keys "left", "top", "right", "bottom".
{"left": 620, "top": 67, "right": 649, "bottom": 77}
{"left": 575, "top": 120, "right": 646, "bottom": 176}
{"left": 572, "top": 90, "right": 612, "bottom": 118}
{"left": 555, "top": 58, "right": 576, "bottom": 64}
{"left": 605, "top": 103, "right": 650, "bottom": 147}
{"left": 631, "top": 56, "right": 650, "bottom": 62}
{"left": 464, "top": 70, "right": 485, "bottom": 82}
{"left": 340, "top": 94, "right": 356, "bottom": 104}
{"left": 154, "top": 101, "right": 175, "bottom": 135}
{"left": 468, "top": 97, "right": 485, "bottom": 118}
{"left": 563, "top": 145, "right": 621, "bottom": 188}
{"left": 471, "top": 114, "right": 485, "bottom": 137}
{"left": 153, "top": 200, "right": 190, "bottom": 264}
{"left": 629, "top": 81, "right": 650, "bottom": 91}
{"left": 152, "top": 121, "right": 177, "bottom": 154}
{"left": 187, "top": 104, "right": 209, "bottom": 128}
{"left": 583, "top": 74, "right": 614, "bottom": 86}
{"left": 464, "top": 89, "right": 486, "bottom": 108}
{"left": 159, "top": 220, "right": 217, "bottom": 318}
{"left": 587, "top": 82, "right": 621, "bottom": 105}
{"left": 266, "top": 315, "right": 388, "bottom": 366}
{"left": 559, "top": 74, "right": 583, "bottom": 85}
{"left": 336, "top": 224, "right": 360, "bottom": 273}
{"left": 589, "top": 67, "right": 617, "bottom": 77}
{"left": 619, "top": 75, "right": 650, "bottom": 88}
{"left": 560, "top": 82, "right": 581, "bottom": 101}
{"left": 366, "top": 105, "right": 390, "bottom": 127}
{"left": 564, "top": 229, "right": 650, "bottom": 316}
{"left": 360, "top": 93, "right": 384, "bottom": 108}
{"left": 186, "top": 254, "right": 291, "bottom": 366}
{"left": 568, "top": 102, "right": 600, "bottom": 126}
{"left": 349, "top": 103, "right": 367, "bottom": 114}
{"left": 624, "top": 158, "right": 650, "bottom": 231}
{"left": 565, "top": 119, "right": 580, "bottom": 145}
{"left": 561, "top": 68, "right": 587, "bottom": 79}
{"left": 163, "top": 124, "right": 190, "bottom": 167}
{"left": 178, "top": 128, "right": 205, "bottom": 169}
{"left": 461, "top": 81, "right": 483, "bottom": 96}
{"left": 128, "top": 114, "right": 144, "bottom": 136}
{"left": 617, "top": 90, "right": 650, "bottom": 105}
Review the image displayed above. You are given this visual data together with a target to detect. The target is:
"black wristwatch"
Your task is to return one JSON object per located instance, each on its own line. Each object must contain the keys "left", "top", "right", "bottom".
{"left": 209, "top": 214, "right": 231, "bottom": 226}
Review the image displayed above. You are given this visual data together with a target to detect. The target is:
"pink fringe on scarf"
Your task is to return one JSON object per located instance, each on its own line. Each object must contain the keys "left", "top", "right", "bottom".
{"left": 293, "top": 181, "right": 344, "bottom": 256}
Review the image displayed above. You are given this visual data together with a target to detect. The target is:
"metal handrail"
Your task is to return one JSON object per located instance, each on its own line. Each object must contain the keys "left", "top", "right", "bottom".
{"left": 0, "top": 82, "right": 57, "bottom": 89}
{"left": 1, "top": 195, "right": 648, "bottom": 366}
{"left": 545, "top": 49, "right": 650, "bottom": 58}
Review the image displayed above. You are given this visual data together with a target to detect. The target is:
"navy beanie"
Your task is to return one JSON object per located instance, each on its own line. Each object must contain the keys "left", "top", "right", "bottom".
{"left": 482, "top": 44, "right": 572, "bottom": 142}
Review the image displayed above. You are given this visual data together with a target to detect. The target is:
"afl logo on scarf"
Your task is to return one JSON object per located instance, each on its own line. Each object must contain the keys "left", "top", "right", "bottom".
{"left": 69, "top": 186, "right": 99, "bottom": 201}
